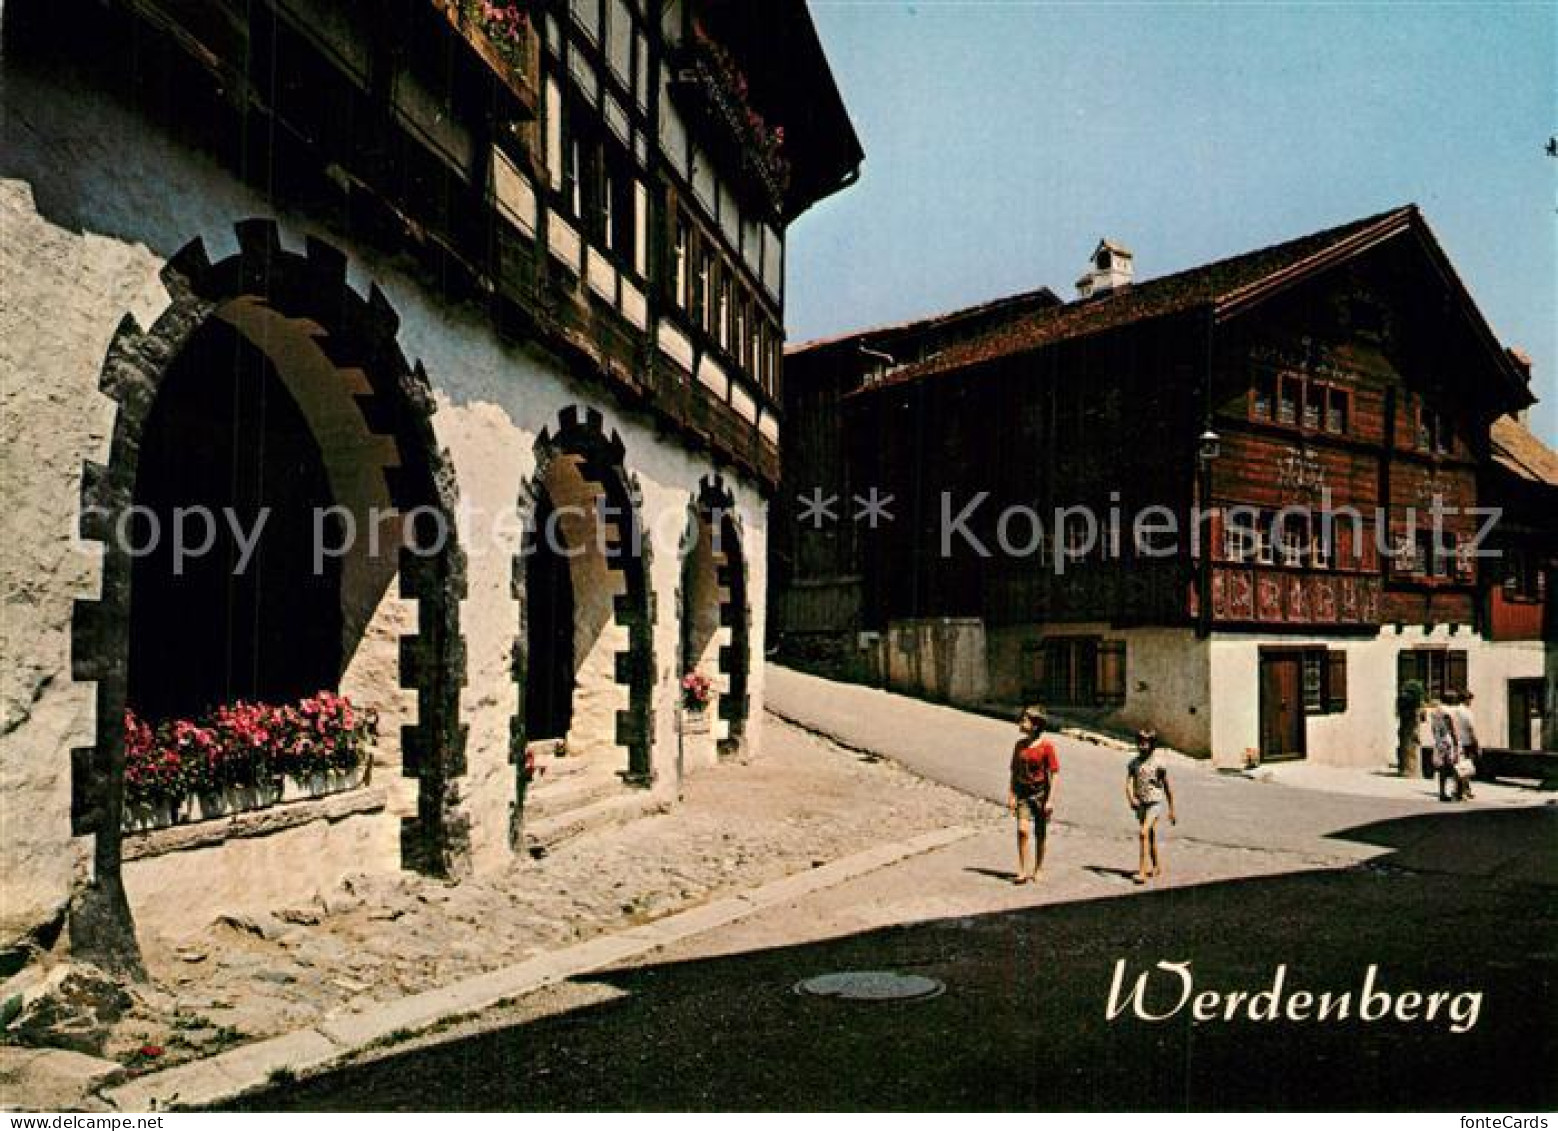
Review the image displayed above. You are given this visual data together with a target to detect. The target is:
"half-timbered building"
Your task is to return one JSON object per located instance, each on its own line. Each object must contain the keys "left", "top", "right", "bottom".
{"left": 777, "top": 207, "right": 1550, "bottom": 770}
{"left": 1, "top": 0, "right": 860, "bottom": 969}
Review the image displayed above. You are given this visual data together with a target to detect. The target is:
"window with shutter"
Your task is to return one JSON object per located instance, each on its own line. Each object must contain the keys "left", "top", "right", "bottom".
{"left": 1039, "top": 637, "right": 1101, "bottom": 707}
{"left": 1302, "top": 652, "right": 1324, "bottom": 713}
{"left": 1446, "top": 650, "right": 1468, "bottom": 696}
{"left": 1097, "top": 640, "right": 1127, "bottom": 706}
{"left": 1325, "top": 650, "right": 1348, "bottom": 712}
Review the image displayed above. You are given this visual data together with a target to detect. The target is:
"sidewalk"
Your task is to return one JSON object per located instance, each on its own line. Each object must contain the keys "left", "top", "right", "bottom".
{"left": 102, "top": 825, "right": 980, "bottom": 1111}
{"left": 5, "top": 717, "right": 999, "bottom": 1112}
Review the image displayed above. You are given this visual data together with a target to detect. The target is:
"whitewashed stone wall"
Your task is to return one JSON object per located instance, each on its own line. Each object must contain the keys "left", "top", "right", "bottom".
{"left": 885, "top": 618, "right": 989, "bottom": 706}
{"left": 0, "top": 60, "right": 769, "bottom": 945}
{"left": 985, "top": 623, "right": 1212, "bottom": 755}
{"left": 1209, "top": 628, "right": 1546, "bottom": 771}
{"left": 985, "top": 620, "right": 1540, "bottom": 769}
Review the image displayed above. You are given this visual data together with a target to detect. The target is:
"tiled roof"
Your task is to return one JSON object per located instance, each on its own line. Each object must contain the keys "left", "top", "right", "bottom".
{"left": 866, "top": 205, "right": 1419, "bottom": 390}
{"left": 788, "top": 285, "right": 1061, "bottom": 355}
{"left": 1491, "top": 416, "right": 1558, "bottom": 487}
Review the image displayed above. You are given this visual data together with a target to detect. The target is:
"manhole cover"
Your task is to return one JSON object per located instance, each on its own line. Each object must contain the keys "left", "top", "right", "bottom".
{"left": 794, "top": 971, "right": 945, "bottom": 1002}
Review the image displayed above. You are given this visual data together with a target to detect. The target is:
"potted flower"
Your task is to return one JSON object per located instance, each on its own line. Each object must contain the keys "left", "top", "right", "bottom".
{"left": 680, "top": 671, "right": 714, "bottom": 734}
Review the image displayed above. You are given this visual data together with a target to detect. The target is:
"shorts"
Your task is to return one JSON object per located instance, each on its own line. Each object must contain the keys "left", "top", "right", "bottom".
{"left": 1014, "top": 792, "right": 1050, "bottom": 827}
{"left": 1135, "top": 800, "right": 1167, "bottom": 826}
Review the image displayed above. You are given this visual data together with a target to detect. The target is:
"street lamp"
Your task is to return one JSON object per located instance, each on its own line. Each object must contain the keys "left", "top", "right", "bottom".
{"left": 1197, "top": 427, "right": 1222, "bottom": 466}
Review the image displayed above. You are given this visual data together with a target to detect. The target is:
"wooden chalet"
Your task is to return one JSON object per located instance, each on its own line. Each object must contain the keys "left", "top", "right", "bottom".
{"left": 777, "top": 206, "right": 1552, "bottom": 767}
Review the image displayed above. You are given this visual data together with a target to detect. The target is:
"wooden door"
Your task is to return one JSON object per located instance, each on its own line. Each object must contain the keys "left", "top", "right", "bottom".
{"left": 1259, "top": 652, "right": 1307, "bottom": 761}
{"left": 1507, "top": 679, "right": 1545, "bottom": 751}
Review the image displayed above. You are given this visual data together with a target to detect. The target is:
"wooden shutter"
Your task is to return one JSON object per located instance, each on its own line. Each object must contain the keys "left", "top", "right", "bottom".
{"left": 1325, "top": 650, "right": 1348, "bottom": 713}
{"left": 1447, "top": 650, "right": 1468, "bottom": 696}
{"left": 1097, "top": 640, "right": 1127, "bottom": 706}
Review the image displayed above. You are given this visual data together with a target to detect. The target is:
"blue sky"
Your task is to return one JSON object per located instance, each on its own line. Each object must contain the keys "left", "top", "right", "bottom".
{"left": 787, "top": 1, "right": 1557, "bottom": 445}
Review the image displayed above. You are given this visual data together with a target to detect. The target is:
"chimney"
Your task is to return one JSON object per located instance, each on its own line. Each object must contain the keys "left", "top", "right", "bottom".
{"left": 1076, "top": 239, "right": 1134, "bottom": 299}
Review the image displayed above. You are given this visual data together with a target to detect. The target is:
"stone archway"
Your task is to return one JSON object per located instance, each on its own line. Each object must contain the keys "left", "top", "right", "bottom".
{"left": 70, "top": 221, "right": 469, "bottom": 969}
{"left": 511, "top": 406, "right": 654, "bottom": 845}
{"left": 683, "top": 475, "right": 751, "bottom": 761}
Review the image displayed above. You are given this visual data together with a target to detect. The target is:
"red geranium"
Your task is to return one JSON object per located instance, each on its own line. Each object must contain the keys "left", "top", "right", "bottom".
{"left": 123, "top": 692, "right": 378, "bottom": 817}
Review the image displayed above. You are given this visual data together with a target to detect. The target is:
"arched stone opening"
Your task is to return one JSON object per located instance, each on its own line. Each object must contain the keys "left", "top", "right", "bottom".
{"left": 512, "top": 407, "right": 654, "bottom": 841}
{"left": 70, "top": 222, "right": 469, "bottom": 970}
{"left": 125, "top": 318, "right": 345, "bottom": 721}
{"left": 679, "top": 475, "right": 751, "bottom": 771}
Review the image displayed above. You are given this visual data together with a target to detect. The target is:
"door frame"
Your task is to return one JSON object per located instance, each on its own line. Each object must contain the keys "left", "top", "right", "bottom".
{"left": 1258, "top": 648, "right": 1308, "bottom": 762}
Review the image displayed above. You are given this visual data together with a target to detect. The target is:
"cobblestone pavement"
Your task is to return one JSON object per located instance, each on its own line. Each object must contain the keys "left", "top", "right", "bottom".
{"left": 104, "top": 717, "right": 1000, "bottom": 1074}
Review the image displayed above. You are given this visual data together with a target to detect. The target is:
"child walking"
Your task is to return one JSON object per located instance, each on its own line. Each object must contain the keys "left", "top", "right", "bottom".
{"left": 1008, "top": 706, "right": 1060, "bottom": 884}
{"left": 1125, "top": 729, "right": 1176, "bottom": 884}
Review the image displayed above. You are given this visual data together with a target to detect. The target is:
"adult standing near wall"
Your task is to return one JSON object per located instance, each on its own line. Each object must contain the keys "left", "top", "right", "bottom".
{"left": 1449, "top": 690, "right": 1480, "bottom": 800}
{"left": 1430, "top": 692, "right": 1465, "bottom": 802}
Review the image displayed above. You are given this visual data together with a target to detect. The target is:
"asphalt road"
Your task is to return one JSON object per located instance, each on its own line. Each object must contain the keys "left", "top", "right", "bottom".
{"left": 763, "top": 665, "right": 1536, "bottom": 871}
{"left": 224, "top": 672, "right": 1557, "bottom": 1111}
{"left": 233, "top": 841, "right": 1557, "bottom": 1111}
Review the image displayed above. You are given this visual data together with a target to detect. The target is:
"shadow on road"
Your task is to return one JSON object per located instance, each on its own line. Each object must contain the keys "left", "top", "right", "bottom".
{"left": 1326, "top": 802, "right": 1558, "bottom": 884}
{"left": 962, "top": 866, "right": 1022, "bottom": 883}
{"left": 229, "top": 806, "right": 1557, "bottom": 1112}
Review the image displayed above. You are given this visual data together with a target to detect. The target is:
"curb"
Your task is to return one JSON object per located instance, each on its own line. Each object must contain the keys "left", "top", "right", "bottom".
{"left": 102, "top": 824, "right": 977, "bottom": 1112}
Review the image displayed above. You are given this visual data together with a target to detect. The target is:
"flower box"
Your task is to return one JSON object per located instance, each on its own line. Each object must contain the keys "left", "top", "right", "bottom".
{"left": 123, "top": 693, "right": 377, "bottom": 833}
{"left": 680, "top": 707, "right": 711, "bottom": 736}
{"left": 431, "top": 0, "right": 539, "bottom": 117}
{"left": 668, "top": 22, "right": 790, "bottom": 216}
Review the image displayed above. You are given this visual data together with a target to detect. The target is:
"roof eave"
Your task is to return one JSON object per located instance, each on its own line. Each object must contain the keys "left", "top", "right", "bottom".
{"left": 1213, "top": 206, "right": 1533, "bottom": 410}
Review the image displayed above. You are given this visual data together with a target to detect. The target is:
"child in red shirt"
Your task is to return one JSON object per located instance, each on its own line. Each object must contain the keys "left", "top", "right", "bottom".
{"left": 1008, "top": 706, "right": 1060, "bottom": 883}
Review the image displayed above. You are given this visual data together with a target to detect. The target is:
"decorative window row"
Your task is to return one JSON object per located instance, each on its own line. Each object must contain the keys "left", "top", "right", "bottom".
{"left": 1221, "top": 509, "right": 1348, "bottom": 570}
{"left": 670, "top": 204, "right": 782, "bottom": 398}
{"left": 1392, "top": 527, "right": 1474, "bottom": 582}
{"left": 1251, "top": 369, "right": 1350, "bottom": 435}
{"left": 659, "top": 104, "right": 783, "bottom": 297}
{"left": 547, "top": 82, "right": 649, "bottom": 279}
{"left": 566, "top": 0, "right": 652, "bottom": 113}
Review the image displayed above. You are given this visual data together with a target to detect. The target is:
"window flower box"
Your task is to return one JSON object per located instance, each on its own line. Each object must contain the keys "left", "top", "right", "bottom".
{"left": 123, "top": 693, "right": 377, "bottom": 833}
{"left": 431, "top": 0, "right": 539, "bottom": 117}
{"left": 668, "top": 21, "right": 790, "bottom": 215}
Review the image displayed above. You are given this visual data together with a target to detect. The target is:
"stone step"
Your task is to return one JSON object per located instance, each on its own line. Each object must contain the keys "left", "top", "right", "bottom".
{"left": 522, "top": 773, "right": 625, "bottom": 822}
{"left": 529, "top": 748, "right": 593, "bottom": 781}
{"left": 523, "top": 790, "right": 666, "bottom": 857}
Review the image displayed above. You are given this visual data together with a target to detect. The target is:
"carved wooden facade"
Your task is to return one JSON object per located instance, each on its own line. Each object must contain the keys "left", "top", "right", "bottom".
{"left": 47, "top": 0, "right": 861, "bottom": 489}
{"left": 778, "top": 207, "right": 1540, "bottom": 683}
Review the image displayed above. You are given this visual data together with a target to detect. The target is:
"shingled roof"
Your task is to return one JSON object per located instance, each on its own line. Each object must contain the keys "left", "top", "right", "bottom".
{"left": 788, "top": 285, "right": 1062, "bottom": 355}
{"left": 858, "top": 205, "right": 1532, "bottom": 407}
{"left": 1491, "top": 416, "right": 1558, "bottom": 487}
